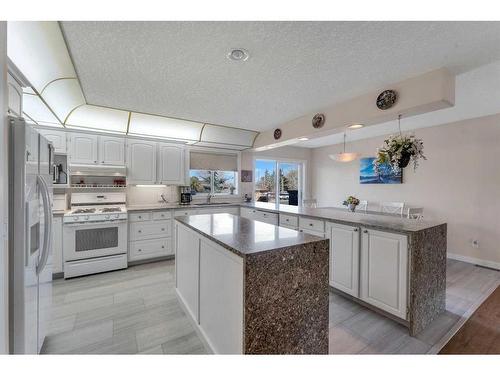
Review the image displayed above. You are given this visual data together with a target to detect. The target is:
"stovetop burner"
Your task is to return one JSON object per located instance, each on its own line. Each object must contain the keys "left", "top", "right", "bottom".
{"left": 72, "top": 208, "right": 96, "bottom": 214}
{"left": 100, "top": 207, "right": 122, "bottom": 213}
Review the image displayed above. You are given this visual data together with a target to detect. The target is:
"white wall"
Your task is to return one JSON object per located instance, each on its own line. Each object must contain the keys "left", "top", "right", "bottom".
{"left": 241, "top": 146, "right": 313, "bottom": 200}
{"left": 311, "top": 113, "right": 500, "bottom": 267}
{"left": 0, "top": 21, "right": 9, "bottom": 354}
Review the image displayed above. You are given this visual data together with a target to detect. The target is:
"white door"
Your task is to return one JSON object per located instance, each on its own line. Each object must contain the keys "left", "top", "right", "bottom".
{"left": 69, "top": 133, "right": 98, "bottom": 164}
{"left": 39, "top": 130, "right": 67, "bottom": 154}
{"left": 127, "top": 140, "right": 157, "bottom": 184}
{"left": 99, "top": 135, "right": 125, "bottom": 165}
{"left": 360, "top": 228, "right": 408, "bottom": 319}
{"left": 326, "top": 222, "right": 360, "bottom": 296}
{"left": 158, "top": 144, "right": 184, "bottom": 185}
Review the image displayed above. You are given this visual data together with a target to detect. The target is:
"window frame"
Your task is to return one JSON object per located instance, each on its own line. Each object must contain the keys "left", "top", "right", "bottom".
{"left": 252, "top": 156, "right": 307, "bottom": 208}
{"left": 189, "top": 169, "right": 239, "bottom": 196}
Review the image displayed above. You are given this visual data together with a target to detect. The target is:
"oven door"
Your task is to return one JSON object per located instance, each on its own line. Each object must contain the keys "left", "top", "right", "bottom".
{"left": 63, "top": 220, "right": 127, "bottom": 261}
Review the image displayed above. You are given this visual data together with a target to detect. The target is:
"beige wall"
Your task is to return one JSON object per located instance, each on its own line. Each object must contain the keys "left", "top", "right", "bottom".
{"left": 241, "top": 146, "right": 313, "bottom": 200}
{"left": 311, "top": 114, "right": 500, "bottom": 267}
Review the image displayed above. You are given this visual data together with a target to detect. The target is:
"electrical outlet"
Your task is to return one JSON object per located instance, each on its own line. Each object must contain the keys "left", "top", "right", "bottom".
{"left": 471, "top": 239, "right": 479, "bottom": 249}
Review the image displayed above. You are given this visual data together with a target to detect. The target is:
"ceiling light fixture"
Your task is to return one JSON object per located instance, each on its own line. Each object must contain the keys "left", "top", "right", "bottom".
{"left": 227, "top": 48, "right": 249, "bottom": 61}
{"left": 329, "top": 128, "right": 360, "bottom": 163}
{"left": 347, "top": 123, "right": 364, "bottom": 129}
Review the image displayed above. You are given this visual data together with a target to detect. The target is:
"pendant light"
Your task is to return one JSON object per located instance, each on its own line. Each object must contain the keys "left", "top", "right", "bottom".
{"left": 329, "top": 128, "right": 360, "bottom": 162}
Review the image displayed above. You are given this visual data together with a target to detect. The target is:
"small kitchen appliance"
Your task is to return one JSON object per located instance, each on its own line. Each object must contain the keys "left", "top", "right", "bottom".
{"left": 180, "top": 186, "right": 192, "bottom": 205}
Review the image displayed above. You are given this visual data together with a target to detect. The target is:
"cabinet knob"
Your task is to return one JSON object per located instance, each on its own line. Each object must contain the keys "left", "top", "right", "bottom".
{"left": 309, "top": 223, "right": 313, "bottom": 226}
{"left": 161, "top": 246, "right": 165, "bottom": 249}
{"left": 138, "top": 230, "right": 142, "bottom": 233}
{"left": 363, "top": 230, "right": 368, "bottom": 233}
{"left": 353, "top": 228, "right": 358, "bottom": 232}
{"left": 138, "top": 249, "right": 142, "bottom": 252}
{"left": 138, "top": 216, "right": 142, "bottom": 219}
{"left": 161, "top": 228, "right": 165, "bottom": 231}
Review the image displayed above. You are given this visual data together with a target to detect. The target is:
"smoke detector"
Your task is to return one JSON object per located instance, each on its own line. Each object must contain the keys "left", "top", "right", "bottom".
{"left": 227, "top": 48, "right": 249, "bottom": 61}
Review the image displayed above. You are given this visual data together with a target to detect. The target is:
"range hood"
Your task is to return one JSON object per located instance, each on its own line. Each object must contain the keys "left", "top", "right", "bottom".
{"left": 69, "top": 164, "right": 127, "bottom": 177}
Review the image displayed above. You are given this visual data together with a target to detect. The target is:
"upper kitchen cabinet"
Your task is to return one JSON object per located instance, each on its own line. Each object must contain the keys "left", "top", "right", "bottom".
{"left": 70, "top": 133, "right": 125, "bottom": 166}
{"left": 70, "top": 133, "right": 99, "bottom": 164}
{"left": 99, "top": 136, "right": 126, "bottom": 165}
{"left": 158, "top": 144, "right": 187, "bottom": 185}
{"left": 38, "top": 129, "right": 67, "bottom": 154}
{"left": 127, "top": 139, "right": 157, "bottom": 184}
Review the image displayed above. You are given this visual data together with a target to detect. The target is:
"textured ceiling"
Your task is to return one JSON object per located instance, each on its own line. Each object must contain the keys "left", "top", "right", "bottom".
{"left": 60, "top": 21, "right": 500, "bottom": 132}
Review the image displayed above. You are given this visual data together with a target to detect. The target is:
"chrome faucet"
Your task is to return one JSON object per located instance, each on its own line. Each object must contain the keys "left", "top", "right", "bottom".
{"left": 206, "top": 194, "right": 214, "bottom": 204}
{"left": 160, "top": 193, "right": 169, "bottom": 204}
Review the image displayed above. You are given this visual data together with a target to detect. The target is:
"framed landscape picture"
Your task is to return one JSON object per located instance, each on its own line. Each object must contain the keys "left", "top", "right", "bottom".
{"left": 360, "top": 157, "right": 402, "bottom": 184}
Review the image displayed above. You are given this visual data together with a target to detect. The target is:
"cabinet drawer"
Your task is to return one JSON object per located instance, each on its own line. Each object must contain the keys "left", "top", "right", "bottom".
{"left": 299, "top": 228, "right": 326, "bottom": 237}
{"left": 174, "top": 209, "right": 198, "bottom": 217}
{"left": 279, "top": 214, "right": 298, "bottom": 228}
{"left": 129, "top": 238, "right": 172, "bottom": 261}
{"left": 299, "top": 217, "right": 325, "bottom": 233}
{"left": 240, "top": 207, "right": 257, "bottom": 219}
{"left": 129, "top": 212, "right": 152, "bottom": 222}
{"left": 130, "top": 220, "right": 171, "bottom": 241}
{"left": 256, "top": 211, "right": 278, "bottom": 225}
{"left": 152, "top": 210, "right": 172, "bottom": 220}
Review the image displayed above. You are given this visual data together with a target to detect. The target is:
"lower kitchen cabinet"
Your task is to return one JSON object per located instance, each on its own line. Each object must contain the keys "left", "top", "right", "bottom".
{"left": 327, "top": 223, "right": 409, "bottom": 320}
{"left": 128, "top": 210, "right": 173, "bottom": 262}
{"left": 360, "top": 228, "right": 408, "bottom": 319}
{"left": 326, "top": 222, "right": 360, "bottom": 297}
{"left": 52, "top": 216, "right": 64, "bottom": 275}
{"left": 240, "top": 207, "right": 278, "bottom": 225}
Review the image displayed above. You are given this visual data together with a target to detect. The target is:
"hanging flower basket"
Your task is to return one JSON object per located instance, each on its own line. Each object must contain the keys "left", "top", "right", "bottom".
{"left": 374, "top": 134, "right": 426, "bottom": 174}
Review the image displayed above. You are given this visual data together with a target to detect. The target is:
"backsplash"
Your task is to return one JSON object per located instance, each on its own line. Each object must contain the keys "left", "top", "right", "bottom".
{"left": 126, "top": 185, "right": 180, "bottom": 206}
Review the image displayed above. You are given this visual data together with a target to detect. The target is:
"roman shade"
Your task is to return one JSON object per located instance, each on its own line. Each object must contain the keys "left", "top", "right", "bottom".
{"left": 190, "top": 152, "right": 238, "bottom": 172}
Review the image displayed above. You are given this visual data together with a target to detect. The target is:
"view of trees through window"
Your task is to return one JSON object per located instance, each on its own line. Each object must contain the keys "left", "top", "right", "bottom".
{"left": 190, "top": 170, "right": 237, "bottom": 195}
{"left": 254, "top": 160, "right": 301, "bottom": 206}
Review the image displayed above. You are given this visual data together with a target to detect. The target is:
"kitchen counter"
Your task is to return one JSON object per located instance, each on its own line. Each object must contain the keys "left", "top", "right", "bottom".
{"left": 175, "top": 213, "right": 327, "bottom": 257}
{"left": 175, "top": 213, "right": 329, "bottom": 354}
{"left": 126, "top": 202, "right": 242, "bottom": 211}
{"left": 241, "top": 202, "right": 444, "bottom": 234}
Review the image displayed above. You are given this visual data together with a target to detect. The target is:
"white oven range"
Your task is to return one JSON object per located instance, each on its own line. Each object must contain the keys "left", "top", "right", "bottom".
{"left": 63, "top": 192, "right": 128, "bottom": 278}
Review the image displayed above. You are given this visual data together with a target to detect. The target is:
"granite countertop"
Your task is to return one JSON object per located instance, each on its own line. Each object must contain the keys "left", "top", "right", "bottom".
{"left": 241, "top": 202, "right": 445, "bottom": 234}
{"left": 126, "top": 202, "right": 242, "bottom": 211}
{"left": 176, "top": 213, "right": 327, "bottom": 258}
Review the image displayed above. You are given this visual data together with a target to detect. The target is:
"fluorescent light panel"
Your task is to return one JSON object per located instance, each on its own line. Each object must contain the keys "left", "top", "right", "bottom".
{"left": 66, "top": 105, "right": 129, "bottom": 133}
{"left": 22, "top": 93, "right": 62, "bottom": 126}
{"left": 128, "top": 112, "right": 203, "bottom": 141}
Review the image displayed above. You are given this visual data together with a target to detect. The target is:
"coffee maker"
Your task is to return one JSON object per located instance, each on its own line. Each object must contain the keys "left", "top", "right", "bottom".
{"left": 180, "top": 186, "right": 192, "bottom": 205}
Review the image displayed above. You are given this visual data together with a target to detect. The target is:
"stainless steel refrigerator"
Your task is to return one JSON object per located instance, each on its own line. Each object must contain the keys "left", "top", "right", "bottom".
{"left": 8, "top": 116, "right": 53, "bottom": 354}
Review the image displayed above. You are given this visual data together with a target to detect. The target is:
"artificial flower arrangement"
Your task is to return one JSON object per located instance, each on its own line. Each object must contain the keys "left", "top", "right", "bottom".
{"left": 374, "top": 134, "right": 426, "bottom": 174}
{"left": 342, "top": 196, "right": 360, "bottom": 212}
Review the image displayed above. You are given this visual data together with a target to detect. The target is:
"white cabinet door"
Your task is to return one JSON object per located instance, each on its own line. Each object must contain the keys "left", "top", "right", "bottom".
{"left": 175, "top": 224, "right": 200, "bottom": 323}
{"left": 158, "top": 143, "right": 185, "bottom": 185}
{"left": 326, "top": 222, "right": 360, "bottom": 296}
{"left": 360, "top": 228, "right": 408, "bottom": 319}
{"left": 52, "top": 216, "right": 63, "bottom": 274}
{"left": 127, "top": 139, "right": 157, "bottom": 184}
{"left": 70, "top": 133, "right": 98, "bottom": 164}
{"left": 240, "top": 207, "right": 257, "bottom": 220}
{"left": 39, "top": 129, "right": 67, "bottom": 154}
{"left": 199, "top": 239, "right": 243, "bottom": 354}
{"left": 99, "top": 135, "right": 125, "bottom": 165}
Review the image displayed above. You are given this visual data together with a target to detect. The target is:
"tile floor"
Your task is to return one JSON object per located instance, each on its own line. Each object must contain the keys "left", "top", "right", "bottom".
{"left": 41, "top": 259, "right": 500, "bottom": 354}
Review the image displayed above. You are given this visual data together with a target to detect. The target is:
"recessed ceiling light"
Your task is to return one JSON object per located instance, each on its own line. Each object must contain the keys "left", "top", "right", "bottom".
{"left": 348, "top": 124, "right": 364, "bottom": 129}
{"left": 227, "top": 48, "right": 249, "bottom": 61}
{"left": 298, "top": 137, "right": 309, "bottom": 141}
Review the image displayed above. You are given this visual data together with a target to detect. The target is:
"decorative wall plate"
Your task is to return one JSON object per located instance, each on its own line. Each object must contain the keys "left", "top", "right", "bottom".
{"left": 312, "top": 113, "right": 326, "bottom": 129}
{"left": 274, "top": 128, "right": 282, "bottom": 140}
{"left": 376, "top": 90, "right": 398, "bottom": 110}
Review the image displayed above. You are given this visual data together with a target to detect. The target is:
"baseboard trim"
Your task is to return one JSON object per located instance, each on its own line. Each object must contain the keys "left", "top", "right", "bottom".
{"left": 447, "top": 253, "right": 500, "bottom": 271}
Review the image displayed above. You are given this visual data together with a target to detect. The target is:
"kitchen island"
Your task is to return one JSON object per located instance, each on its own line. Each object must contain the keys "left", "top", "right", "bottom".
{"left": 174, "top": 213, "right": 330, "bottom": 354}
